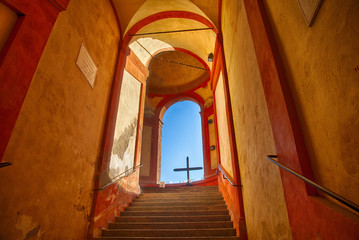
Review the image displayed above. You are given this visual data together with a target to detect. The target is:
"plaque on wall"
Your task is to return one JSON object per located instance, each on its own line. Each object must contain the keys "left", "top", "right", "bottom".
{"left": 296, "top": 0, "right": 323, "bottom": 27}
{"left": 76, "top": 43, "right": 98, "bottom": 88}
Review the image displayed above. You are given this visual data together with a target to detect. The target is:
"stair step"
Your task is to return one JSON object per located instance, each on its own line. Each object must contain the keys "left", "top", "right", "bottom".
{"left": 130, "top": 200, "right": 225, "bottom": 207}
{"left": 116, "top": 215, "right": 231, "bottom": 223}
{"left": 121, "top": 210, "right": 228, "bottom": 216}
{"left": 97, "top": 237, "right": 240, "bottom": 240}
{"left": 135, "top": 197, "right": 223, "bottom": 202}
{"left": 141, "top": 186, "right": 219, "bottom": 193}
{"left": 102, "top": 228, "right": 237, "bottom": 237}
{"left": 126, "top": 205, "right": 228, "bottom": 211}
{"left": 108, "top": 221, "right": 233, "bottom": 229}
{"left": 139, "top": 192, "right": 222, "bottom": 197}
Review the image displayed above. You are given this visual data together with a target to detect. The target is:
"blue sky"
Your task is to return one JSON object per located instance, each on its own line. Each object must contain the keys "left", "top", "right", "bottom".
{"left": 160, "top": 100, "right": 204, "bottom": 183}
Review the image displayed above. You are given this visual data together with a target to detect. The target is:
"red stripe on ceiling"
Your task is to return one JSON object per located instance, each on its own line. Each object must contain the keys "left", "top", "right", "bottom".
{"left": 123, "top": 10, "right": 218, "bottom": 43}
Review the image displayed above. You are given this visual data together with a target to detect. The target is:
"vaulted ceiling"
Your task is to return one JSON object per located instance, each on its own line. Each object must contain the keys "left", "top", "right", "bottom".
{"left": 112, "top": 0, "right": 219, "bottom": 99}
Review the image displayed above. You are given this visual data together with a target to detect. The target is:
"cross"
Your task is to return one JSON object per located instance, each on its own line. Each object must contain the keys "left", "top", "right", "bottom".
{"left": 173, "top": 156, "right": 203, "bottom": 185}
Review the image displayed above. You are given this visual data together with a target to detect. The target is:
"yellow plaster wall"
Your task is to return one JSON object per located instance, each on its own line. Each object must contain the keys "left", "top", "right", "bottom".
{"left": 222, "top": 0, "right": 292, "bottom": 239}
{"left": 0, "top": 0, "right": 120, "bottom": 239}
{"left": 0, "top": 3, "right": 18, "bottom": 53}
{"left": 215, "top": 72, "right": 233, "bottom": 177}
{"left": 263, "top": 0, "right": 359, "bottom": 206}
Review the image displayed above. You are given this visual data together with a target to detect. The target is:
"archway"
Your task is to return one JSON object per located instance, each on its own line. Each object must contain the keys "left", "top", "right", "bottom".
{"left": 160, "top": 100, "right": 204, "bottom": 184}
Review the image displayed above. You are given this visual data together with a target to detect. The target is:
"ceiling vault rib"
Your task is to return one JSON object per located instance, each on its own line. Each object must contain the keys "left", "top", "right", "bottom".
{"left": 130, "top": 27, "right": 214, "bottom": 36}
{"left": 135, "top": 41, "right": 208, "bottom": 71}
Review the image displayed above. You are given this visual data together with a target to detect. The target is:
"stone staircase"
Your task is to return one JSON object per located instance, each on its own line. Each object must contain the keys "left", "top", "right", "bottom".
{"left": 97, "top": 185, "right": 240, "bottom": 239}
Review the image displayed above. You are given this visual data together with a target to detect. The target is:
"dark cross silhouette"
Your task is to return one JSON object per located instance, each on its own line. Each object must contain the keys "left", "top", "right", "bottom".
{"left": 173, "top": 156, "right": 203, "bottom": 185}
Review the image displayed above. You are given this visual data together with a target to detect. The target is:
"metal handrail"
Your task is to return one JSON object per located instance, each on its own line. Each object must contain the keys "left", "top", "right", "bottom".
{"left": 216, "top": 165, "right": 242, "bottom": 187}
{"left": 0, "top": 162, "right": 12, "bottom": 168}
{"left": 266, "top": 155, "right": 359, "bottom": 213}
{"left": 93, "top": 164, "right": 143, "bottom": 191}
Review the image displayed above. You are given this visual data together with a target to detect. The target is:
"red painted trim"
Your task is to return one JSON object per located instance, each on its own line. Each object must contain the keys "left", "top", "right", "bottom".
{"left": 243, "top": 0, "right": 359, "bottom": 239}
{"left": 156, "top": 92, "right": 205, "bottom": 120}
{"left": 125, "top": 49, "right": 149, "bottom": 83}
{"left": 124, "top": 10, "right": 218, "bottom": 43}
{"left": 218, "top": 0, "right": 223, "bottom": 29}
{"left": 210, "top": 37, "right": 221, "bottom": 90}
{"left": 0, "top": 0, "right": 69, "bottom": 161}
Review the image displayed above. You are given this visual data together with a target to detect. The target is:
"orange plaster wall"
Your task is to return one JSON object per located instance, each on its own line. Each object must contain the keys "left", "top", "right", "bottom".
{"left": 0, "top": 0, "right": 119, "bottom": 239}
{"left": 221, "top": 0, "right": 292, "bottom": 239}
{"left": 242, "top": 0, "right": 359, "bottom": 239}
{"left": 263, "top": 0, "right": 359, "bottom": 207}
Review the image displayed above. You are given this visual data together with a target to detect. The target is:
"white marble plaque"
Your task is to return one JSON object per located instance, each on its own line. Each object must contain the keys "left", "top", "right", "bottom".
{"left": 76, "top": 43, "right": 97, "bottom": 88}
{"left": 297, "top": 0, "right": 323, "bottom": 26}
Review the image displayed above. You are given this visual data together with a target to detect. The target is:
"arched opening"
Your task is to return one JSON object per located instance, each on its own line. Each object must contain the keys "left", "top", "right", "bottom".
{"left": 160, "top": 100, "right": 204, "bottom": 184}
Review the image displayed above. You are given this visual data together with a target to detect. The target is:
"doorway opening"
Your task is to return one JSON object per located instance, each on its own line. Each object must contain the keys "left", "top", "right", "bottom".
{"left": 160, "top": 100, "right": 204, "bottom": 184}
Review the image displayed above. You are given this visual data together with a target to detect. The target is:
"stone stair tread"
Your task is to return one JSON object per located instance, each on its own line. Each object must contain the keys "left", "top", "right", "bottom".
{"left": 130, "top": 201, "right": 225, "bottom": 206}
{"left": 139, "top": 193, "right": 220, "bottom": 196}
{"left": 121, "top": 210, "right": 228, "bottom": 216}
{"left": 141, "top": 186, "right": 219, "bottom": 193}
{"left": 134, "top": 197, "right": 223, "bottom": 201}
{"left": 109, "top": 221, "right": 233, "bottom": 229}
{"left": 102, "top": 228, "right": 236, "bottom": 237}
{"left": 116, "top": 215, "right": 231, "bottom": 222}
{"left": 126, "top": 206, "right": 227, "bottom": 211}
{"left": 97, "top": 237, "right": 240, "bottom": 239}
{"left": 135, "top": 198, "right": 223, "bottom": 202}
{"left": 136, "top": 195, "right": 223, "bottom": 199}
